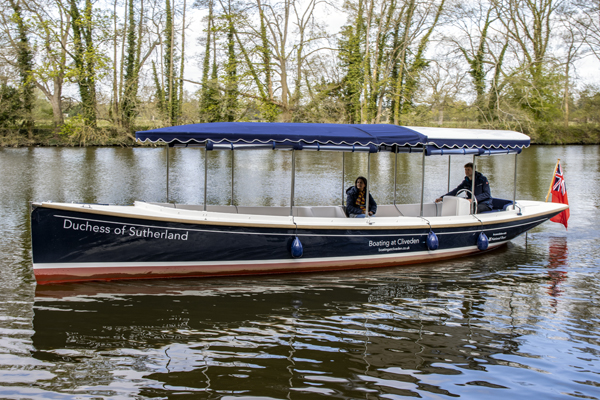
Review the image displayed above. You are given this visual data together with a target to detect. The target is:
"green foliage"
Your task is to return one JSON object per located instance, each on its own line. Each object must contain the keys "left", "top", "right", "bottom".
{"left": 292, "top": 79, "right": 345, "bottom": 123}
{"left": 198, "top": 0, "right": 214, "bottom": 122}
{"left": 69, "top": 0, "right": 100, "bottom": 128}
{"left": 573, "top": 85, "right": 600, "bottom": 124}
{"left": 0, "top": 84, "right": 23, "bottom": 129}
{"left": 223, "top": 10, "right": 239, "bottom": 122}
{"left": 504, "top": 68, "right": 564, "bottom": 123}
{"left": 401, "top": 0, "right": 445, "bottom": 117}
{"left": 524, "top": 122, "right": 600, "bottom": 145}
{"left": 198, "top": 62, "right": 223, "bottom": 123}
{"left": 57, "top": 116, "right": 133, "bottom": 146}
{"left": 121, "top": 0, "right": 139, "bottom": 128}
{"left": 33, "top": 93, "right": 55, "bottom": 121}
{"left": 338, "top": 24, "right": 364, "bottom": 123}
{"left": 258, "top": 102, "right": 280, "bottom": 123}
{"left": 58, "top": 115, "right": 97, "bottom": 145}
{"left": 151, "top": 61, "right": 166, "bottom": 118}
{"left": 162, "top": 0, "right": 182, "bottom": 125}
{"left": 8, "top": 0, "right": 35, "bottom": 137}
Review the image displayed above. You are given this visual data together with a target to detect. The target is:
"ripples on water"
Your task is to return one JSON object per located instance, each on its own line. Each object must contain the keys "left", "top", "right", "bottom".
{"left": 0, "top": 146, "right": 599, "bottom": 399}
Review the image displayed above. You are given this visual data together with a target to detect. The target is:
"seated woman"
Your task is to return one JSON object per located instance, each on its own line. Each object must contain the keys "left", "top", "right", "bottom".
{"left": 346, "top": 176, "right": 377, "bottom": 218}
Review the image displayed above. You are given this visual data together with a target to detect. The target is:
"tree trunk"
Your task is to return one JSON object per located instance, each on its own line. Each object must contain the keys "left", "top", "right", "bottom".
{"left": 122, "top": 0, "right": 139, "bottom": 129}
{"left": 280, "top": 60, "right": 290, "bottom": 121}
{"left": 179, "top": 0, "right": 186, "bottom": 121}
{"left": 225, "top": 1, "right": 237, "bottom": 122}
{"left": 564, "top": 58, "right": 570, "bottom": 128}
{"left": 113, "top": 0, "right": 119, "bottom": 125}
{"left": 70, "top": 0, "right": 97, "bottom": 128}
{"left": 401, "top": 0, "right": 446, "bottom": 116}
{"left": 199, "top": 0, "right": 212, "bottom": 121}
{"left": 393, "top": 0, "right": 415, "bottom": 125}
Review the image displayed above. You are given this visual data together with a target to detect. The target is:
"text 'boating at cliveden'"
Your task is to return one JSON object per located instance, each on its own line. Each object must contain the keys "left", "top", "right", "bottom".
{"left": 30, "top": 122, "right": 569, "bottom": 284}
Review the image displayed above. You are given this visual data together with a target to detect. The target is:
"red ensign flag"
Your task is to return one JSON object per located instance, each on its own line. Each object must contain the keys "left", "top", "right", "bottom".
{"left": 548, "top": 160, "right": 570, "bottom": 228}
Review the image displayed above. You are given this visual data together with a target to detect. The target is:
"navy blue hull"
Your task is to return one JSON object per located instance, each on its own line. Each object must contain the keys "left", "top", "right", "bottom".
{"left": 31, "top": 205, "right": 555, "bottom": 283}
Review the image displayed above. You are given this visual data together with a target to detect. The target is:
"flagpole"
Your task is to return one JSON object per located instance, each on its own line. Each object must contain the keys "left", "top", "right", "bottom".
{"left": 545, "top": 159, "right": 560, "bottom": 202}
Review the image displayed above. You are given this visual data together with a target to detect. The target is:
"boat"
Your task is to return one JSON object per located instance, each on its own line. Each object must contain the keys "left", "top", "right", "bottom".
{"left": 30, "top": 123, "right": 568, "bottom": 284}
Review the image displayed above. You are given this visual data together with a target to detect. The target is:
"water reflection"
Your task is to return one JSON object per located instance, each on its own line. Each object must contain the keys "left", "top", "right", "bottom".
{"left": 546, "top": 237, "right": 568, "bottom": 308}
{"left": 32, "top": 270, "right": 530, "bottom": 398}
{"left": 29, "top": 239, "right": 595, "bottom": 398}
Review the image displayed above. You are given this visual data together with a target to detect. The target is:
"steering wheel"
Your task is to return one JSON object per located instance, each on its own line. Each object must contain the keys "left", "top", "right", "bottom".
{"left": 456, "top": 189, "right": 477, "bottom": 214}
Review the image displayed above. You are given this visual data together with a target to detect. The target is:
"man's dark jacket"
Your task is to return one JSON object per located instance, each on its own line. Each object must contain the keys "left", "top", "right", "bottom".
{"left": 443, "top": 172, "right": 493, "bottom": 208}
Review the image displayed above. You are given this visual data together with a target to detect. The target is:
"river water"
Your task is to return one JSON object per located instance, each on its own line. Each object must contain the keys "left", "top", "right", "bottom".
{"left": 0, "top": 145, "right": 599, "bottom": 399}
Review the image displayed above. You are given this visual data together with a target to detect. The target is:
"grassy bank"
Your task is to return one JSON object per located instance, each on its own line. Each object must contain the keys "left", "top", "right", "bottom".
{"left": 524, "top": 124, "right": 600, "bottom": 144}
{"left": 0, "top": 127, "right": 146, "bottom": 147}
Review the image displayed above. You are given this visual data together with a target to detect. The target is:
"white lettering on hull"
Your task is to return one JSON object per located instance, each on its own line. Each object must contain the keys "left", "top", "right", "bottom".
{"left": 369, "top": 237, "right": 421, "bottom": 251}
{"left": 489, "top": 231, "right": 508, "bottom": 242}
{"left": 62, "top": 218, "right": 189, "bottom": 241}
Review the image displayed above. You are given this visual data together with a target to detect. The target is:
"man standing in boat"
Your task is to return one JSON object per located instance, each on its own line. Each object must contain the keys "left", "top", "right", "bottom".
{"left": 436, "top": 162, "right": 493, "bottom": 213}
{"left": 346, "top": 176, "right": 377, "bottom": 218}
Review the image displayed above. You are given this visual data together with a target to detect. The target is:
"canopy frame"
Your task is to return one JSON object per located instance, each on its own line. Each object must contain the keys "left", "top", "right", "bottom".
{"left": 153, "top": 124, "right": 530, "bottom": 213}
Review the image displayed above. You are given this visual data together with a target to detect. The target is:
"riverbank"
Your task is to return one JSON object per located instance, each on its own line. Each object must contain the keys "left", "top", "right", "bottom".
{"left": 1, "top": 123, "right": 599, "bottom": 147}
{"left": 0, "top": 127, "right": 144, "bottom": 147}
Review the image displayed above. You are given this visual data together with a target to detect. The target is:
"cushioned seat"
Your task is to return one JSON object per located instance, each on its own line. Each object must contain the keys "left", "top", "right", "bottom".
{"left": 480, "top": 198, "right": 514, "bottom": 213}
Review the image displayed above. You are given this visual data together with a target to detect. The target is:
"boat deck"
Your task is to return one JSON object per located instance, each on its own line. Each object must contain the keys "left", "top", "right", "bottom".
{"left": 151, "top": 196, "right": 473, "bottom": 218}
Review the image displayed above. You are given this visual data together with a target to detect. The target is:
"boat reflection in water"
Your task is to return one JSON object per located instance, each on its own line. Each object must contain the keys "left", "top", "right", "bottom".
{"left": 33, "top": 269, "right": 525, "bottom": 397}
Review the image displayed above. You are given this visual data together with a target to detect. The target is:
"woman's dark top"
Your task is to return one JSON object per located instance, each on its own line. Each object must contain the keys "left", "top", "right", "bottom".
{"left": 346, "top": 186, "right": 377, "bottom": 216}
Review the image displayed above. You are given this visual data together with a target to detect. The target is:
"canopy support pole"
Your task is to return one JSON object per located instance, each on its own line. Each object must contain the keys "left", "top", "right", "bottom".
{"left": 513, "top": 153, "right": 518, "bottom": 210}
{"left": 342, "top": 152, "right": 345, "bottom": 206}
{"left": 447, "top": 155, "right": 451, "bottom": 192}
{"left": 393, "top": 149, "right": 398, "bottom": 205}
{"left": 290, "top": 149, "right": 296, "bottom": 216}
{"left": 420, "top": 147, "right": 426, "bottom": 217}
{"left": 166, "top": 145, "right": 170, "bottom": 203}
{"left": 231, "top": 151, "right": 235, "bottom": 206}
{"left": 366, "top": 152, "right": 371, "bottom": 219}
{"left": 203, "top": 147, "right": 208, "bottom": 211}
{"left": 471, "top": 155, "right": 477, "bottom": 214}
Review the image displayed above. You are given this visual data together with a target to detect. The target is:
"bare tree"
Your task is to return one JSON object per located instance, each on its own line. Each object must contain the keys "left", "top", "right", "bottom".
{"left": 492, "top": 0, "right": 564, "bottom": 122}
{"left": 387, "top": 0, "right": 446, "bottom": 124}
{"left": 30, "top": 0, "right": 71, "bottom": 131}
{"left": 418, "top": 56, "right": 467, "bottom": 125}
{"left": 232, "top": 0, "right": 333, "bottom": 121}
{"left": 555, "top": 4, "right": 587, "bottom": 127}
{"left": 573, "top": 0, "right": 600, "bottom": 62}
{"left": 445, "top": 0, "right": 493, "bottom": 120}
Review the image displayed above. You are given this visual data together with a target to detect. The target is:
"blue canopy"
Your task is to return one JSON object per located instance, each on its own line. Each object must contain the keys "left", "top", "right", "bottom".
{"left": 136, "top": 122, "right": 530, "bottom": 151}
{"left": 136, "top": 122, "right": 427, "bottom": 148}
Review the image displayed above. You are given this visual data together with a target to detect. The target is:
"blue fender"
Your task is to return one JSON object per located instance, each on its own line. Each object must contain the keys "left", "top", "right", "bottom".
{"left": 427, "top": 231, "right": 439, "bottom": 251}
{"left": 291, "top": 237, "right": 303, "bottom": 258}
{"left": 477, "top": 232, "right": 489, "bottom": 251}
